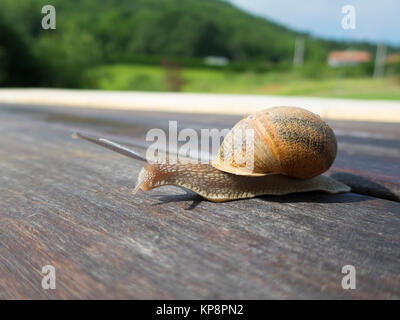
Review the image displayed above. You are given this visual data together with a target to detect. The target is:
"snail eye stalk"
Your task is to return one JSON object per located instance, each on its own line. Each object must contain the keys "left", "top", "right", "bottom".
{"left": 72, "top": 132, "right": 147, "bottom": 163}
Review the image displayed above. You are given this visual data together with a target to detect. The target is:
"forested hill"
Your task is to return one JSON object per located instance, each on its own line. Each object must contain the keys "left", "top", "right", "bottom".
{"left": 1, "top": 0, "right": 302, "bottom": 61}
{"left": 0, "top": 0, "right": 388, "bottom": 87}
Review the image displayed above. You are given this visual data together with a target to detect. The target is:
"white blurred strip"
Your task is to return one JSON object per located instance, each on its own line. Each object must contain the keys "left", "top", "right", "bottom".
{"left": 0, "top": 88, "right": 399, "bottom": 122}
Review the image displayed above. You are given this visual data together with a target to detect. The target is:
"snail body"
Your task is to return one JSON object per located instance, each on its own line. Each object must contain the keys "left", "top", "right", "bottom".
{"left": 74, "top": 106, "right": 350, "bottom": 203}
{"left": 133, "top": 162, "right": 349, "bottom": 202}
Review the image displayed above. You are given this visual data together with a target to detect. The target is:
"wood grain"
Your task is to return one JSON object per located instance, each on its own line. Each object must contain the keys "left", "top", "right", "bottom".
{"left": 0, "top": 103, "right": 399, "bottom": 299}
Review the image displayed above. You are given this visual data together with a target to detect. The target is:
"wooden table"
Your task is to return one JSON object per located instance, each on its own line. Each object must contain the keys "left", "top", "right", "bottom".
{"left": 0, "top": 103, "right": 399, "bottom": 299}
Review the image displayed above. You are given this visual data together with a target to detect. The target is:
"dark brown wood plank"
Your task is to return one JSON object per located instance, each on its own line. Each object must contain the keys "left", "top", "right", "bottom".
{"left": 0, "top": 104, "right": 399, "bottom": 299}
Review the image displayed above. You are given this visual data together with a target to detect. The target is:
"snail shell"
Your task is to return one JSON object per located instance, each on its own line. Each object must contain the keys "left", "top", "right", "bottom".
{"left": 212, "top": 107, "right": 337, "bottom": 178}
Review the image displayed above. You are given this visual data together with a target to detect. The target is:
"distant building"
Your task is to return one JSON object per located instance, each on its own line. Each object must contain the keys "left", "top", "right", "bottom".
{"left": 204, "top": 56, "right": 229, "bottom": 67}
{"left": 328, "top": 51, "right": 372, "bottom": 67}
{"left": 386, "top": 53, "right": 400, "bottom": 64}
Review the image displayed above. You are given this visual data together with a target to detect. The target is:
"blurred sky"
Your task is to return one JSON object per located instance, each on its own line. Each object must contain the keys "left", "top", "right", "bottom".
{"left": 228, "top": 0, "right": 400, "bottom": 46}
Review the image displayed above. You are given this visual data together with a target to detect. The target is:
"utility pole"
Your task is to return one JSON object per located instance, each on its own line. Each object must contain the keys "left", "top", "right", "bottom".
{"left": 293, "top": 37, "right": 305, "bottom": 67}
{"left": 373, "top": 43, "right": 387, "bottom": 78}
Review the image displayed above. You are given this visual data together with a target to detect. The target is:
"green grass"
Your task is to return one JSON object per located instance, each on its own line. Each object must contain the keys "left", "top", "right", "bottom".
{"left": 87, "top": 64, "right": 400, "bottom": 100}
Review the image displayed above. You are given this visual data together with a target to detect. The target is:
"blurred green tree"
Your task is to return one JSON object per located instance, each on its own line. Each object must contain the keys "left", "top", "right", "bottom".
{"left": 0, "top": 13, "right": 44, "bottom": 86}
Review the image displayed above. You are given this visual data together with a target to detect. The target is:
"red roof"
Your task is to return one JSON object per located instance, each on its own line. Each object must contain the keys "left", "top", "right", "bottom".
{"left": 328, "top": 51, "right": 372, "bottom": 62}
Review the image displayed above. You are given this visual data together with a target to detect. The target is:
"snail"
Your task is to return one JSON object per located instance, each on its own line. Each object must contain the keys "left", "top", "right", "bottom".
{"left": 73, "top": 106, "right": 350, "bottom": 202}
